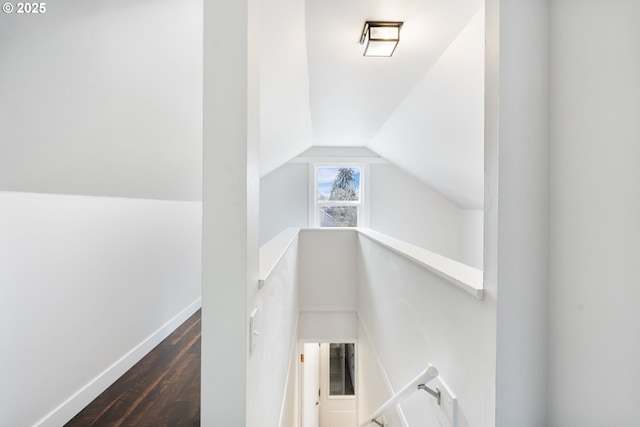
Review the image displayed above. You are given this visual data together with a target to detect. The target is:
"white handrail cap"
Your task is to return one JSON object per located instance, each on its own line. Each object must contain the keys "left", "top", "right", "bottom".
{"left": 426, "top": 366, "right": 439, "bottom": 378}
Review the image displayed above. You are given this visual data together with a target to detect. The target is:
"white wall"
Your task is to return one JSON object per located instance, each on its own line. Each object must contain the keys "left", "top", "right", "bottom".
{"left": 369, "top": 163, "right": 464, "bottom": 264}
{"left": 295, "top": 229, "right": 360, "bottom": 396}
{"left": 0, "top": 1, "right": 204, "bottom": 425}
{"left": 280, "top": 346, "right": 300, "bottom": 427}
{"left": 202, "top": 0, "right": 260, "bottom": 424}
{"left": 357, "top": 321, "right": 404, "bottom": 427}
{"left": 489, "top": 0, "right": 550, "bottom": 425}
{"left": 357, "top": 233, "right": 495, "bottom": 427}
{"left": 261, "top": 160, "right": 483, "bottom": 267}
{"left": 549, "top": 1, "right": 640, "bottom": 425}
{"left": 368, "top": 7, "right": 485, "bottom": 209}
{"left": 298, "top": 312, "right": 359, "bottom": 342}
{"left": 260, "top": 164, "right": 308, "bottom": 245}
{"left": 0, "top": 192, "right": 202, "bottom": 427}
{"left": 255, "top": 228, "right": 490, "bottom": 425}
{"left": 461, "top": 209, "right": 484, "bottom": 269}
{"left": 298, "top": 229, "right": 358, "bottom": 312}
{"left": 247, "top": 237, "right": 300, "bottom": 427}
{"left": 0, "top": 0, "right": 203, "bottom": 201}
{"left": 259, "top": 0, "right": 313, "bottom": 176}
{"left": 251, "top": 229, "right": 363, "bottom": 427}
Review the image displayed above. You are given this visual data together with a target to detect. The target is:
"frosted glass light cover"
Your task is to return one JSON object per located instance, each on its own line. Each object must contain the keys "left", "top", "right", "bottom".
{"left": 370, "top": 26, "right": 399, "bottom": 40}
{"left": 364, "top": 40, "right": 398, "bottom": 56}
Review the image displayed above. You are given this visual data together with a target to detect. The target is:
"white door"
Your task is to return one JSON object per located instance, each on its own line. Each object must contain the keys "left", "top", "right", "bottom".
{"left": 319, "top": 343, "right": 357, "bottom": 427}
{"left": 303, "top": 343, "right": 321, "bottom": 427}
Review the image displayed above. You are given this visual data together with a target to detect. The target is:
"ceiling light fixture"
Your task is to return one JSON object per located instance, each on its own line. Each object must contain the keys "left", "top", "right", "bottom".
{"left": 359, "top": 21, "right": 403, "bottom": 57}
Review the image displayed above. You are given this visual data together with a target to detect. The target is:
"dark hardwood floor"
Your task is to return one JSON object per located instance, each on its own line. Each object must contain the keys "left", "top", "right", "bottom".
{"left": 65, "top": 310, "right": 201, "bottom": 427}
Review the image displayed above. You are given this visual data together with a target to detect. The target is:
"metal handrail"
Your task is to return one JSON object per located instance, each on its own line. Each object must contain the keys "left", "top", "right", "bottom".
{"left": 358, "top": 364, "right": 439, "bottom": 427}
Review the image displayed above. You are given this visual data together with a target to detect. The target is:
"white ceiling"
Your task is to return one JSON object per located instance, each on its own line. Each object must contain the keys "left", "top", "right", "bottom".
{"left": 2, "top": 0, "right": 483, "bottom": 206}
{"left": 369, "top": 7, "right": 485, "bottom": 209}
{"left": 260, "top": 0, "right": 485, "bottom": 209}
{"left": 0, "top": 0, "right": 203, "bottom": 201}
{"left": 305, "top": 0, "right": 483, "bottom": 147}
{"left": 259, "top": 0, "right": 314, "bottom": 176}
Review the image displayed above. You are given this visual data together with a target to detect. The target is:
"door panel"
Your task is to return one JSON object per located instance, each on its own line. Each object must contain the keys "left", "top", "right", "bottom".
{"left": 303, "top": 343, "right": 320, "bottom": 427}
{"left": 329, "top": 410, "right": 357, "bottom": 426}
{"left": 320, "top": 343, "right": 356, "bottom": 427}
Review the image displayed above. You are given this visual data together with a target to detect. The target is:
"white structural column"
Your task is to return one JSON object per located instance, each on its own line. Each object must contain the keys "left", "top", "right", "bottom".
{"left": 202, "top": 0, "right": 260, "bottom": 425}
{"left": 549, "top": 1, "right": 640, "bottom": 425}
{"left": 488, "top": 0, "right": 550, "bottom": 425}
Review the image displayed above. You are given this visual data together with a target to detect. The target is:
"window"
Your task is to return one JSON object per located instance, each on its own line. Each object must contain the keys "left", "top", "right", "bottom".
{"left": 316, "top": 165, "right": 361, "bottom": 227}
{"left": 329, "top": 343, "right": 355, "bottom": 396}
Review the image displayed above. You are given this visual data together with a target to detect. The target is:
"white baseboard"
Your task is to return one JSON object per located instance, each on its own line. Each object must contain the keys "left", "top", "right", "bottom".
{"left": 34, "top": 298, "right": 202, "bottom": 427}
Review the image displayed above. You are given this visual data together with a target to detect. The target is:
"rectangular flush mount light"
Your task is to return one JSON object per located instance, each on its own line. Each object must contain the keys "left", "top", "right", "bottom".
{"left": 360, "top": 21, "right": 403, "bottom": 57}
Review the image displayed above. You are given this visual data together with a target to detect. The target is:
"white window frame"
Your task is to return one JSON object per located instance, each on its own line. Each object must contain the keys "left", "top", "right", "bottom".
{"left": 313, "top": 163, "right": 364, "bottom": 228}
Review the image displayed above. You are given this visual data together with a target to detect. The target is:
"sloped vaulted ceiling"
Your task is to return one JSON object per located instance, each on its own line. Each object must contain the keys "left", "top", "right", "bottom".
{"left": 260, "top": 0, "right": 485, "bottom": 208}
{"left": 260, "top": 0, "right": 314, "bottom": 176}
{"left": 369, "top": 7, "right": 485, "bottom": 209}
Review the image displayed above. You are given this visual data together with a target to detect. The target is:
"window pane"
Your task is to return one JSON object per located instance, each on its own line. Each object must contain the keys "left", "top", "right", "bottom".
{"left": 329, "top": 343, "right": 355, "bottom": 396}
{"left": 320, "top": 206, "right": 357, "bottom": 227}
{"left": 317, "top": 167, "right": 360, "bottom": 201}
